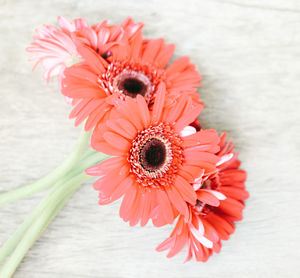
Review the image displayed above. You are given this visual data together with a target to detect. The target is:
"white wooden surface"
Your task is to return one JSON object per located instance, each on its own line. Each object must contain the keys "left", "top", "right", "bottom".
{"left": 1, "top": 0, "right": 300, "bottom": 277}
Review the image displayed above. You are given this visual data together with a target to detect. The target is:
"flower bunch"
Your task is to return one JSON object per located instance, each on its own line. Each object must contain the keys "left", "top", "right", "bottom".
{"left": 0, "top": 16, "right": 248, "bottom": 277}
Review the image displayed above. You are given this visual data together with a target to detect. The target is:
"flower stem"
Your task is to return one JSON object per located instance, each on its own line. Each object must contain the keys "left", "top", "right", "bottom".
{"left": 0, "top": 150, "right": 108, "bottom": 264}
{"left": 0, "top": 173, "right": 89, "bottom": 278}
{"left": 0, "top": 128, "right": 91, "bottom": 206}
{"left": 0, "top": 151, "right": 109, "bottom": 278}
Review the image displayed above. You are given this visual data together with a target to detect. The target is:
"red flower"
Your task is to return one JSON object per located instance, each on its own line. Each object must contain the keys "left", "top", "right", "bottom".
{"left": 86, "top": 87, "right": 219, "bottom": 227}
{"left": 156, "top": 133, "right": 249, "bottom": 262}
{"left": 61, "top": 30, "right": 203, "bottom": 131}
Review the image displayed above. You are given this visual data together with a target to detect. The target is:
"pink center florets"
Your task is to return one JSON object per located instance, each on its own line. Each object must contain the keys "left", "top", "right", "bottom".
{"left": 97, "top": 61, "right": 165, "bottom": 104}
{"left": 128, "top": 123, "right": 184, "bottom": 188}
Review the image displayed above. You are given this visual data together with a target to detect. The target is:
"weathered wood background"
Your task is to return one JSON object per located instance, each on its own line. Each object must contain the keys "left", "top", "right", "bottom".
{"left": 1, "top": 0, "right": 300, "bottom": 277}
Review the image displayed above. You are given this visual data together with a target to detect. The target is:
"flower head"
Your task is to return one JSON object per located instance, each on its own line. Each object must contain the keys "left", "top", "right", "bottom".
{"left": 156, "top": 133, "right": 249, "bottom": 262}
{"left": 61, "top": 29, "right": 203, "bottom": 131}
{"left": 27, "top": 16, "right": 143, "bottom": 83}
{"left": 86, "top": 87, "right": 219, "bottom": 227}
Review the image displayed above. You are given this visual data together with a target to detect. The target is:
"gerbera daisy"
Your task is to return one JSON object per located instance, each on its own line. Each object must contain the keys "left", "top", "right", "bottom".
{"left": 156, "top": 132, "right": 249, "bottom": 262}
{"left": 27, "top": 16, "right": 143, "bottom": 83}
{"left": 61, "top": 29, "right": 203, "bottom": 131}
{"left": 85, "top": 87, "right": 219, "bottom": 227}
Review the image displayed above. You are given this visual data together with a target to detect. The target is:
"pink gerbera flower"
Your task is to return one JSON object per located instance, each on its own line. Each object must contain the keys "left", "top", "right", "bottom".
{"left": 61, "top": 29, "right": 202, "bottom": 131}
{"left": 86, "top": 87, "right": 219, "bottom": 227}
{"left": 156, "top": 132, "right": 249, "bottom": 262}
{"left": 27, "top": 16, "right": 143, "bottom": 83}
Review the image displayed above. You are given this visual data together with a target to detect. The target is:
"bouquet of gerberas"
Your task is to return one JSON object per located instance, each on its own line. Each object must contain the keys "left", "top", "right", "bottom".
{"left": 0, "top": 17, "right": 249, "bottom": 277}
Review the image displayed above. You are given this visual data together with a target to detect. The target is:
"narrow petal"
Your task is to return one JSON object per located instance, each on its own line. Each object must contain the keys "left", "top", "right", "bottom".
{"left": 106, "top": 119, "right": 137, "bottom": 140}
{"left": 167, "top": 234, "right": 187, "bottom": 258}
{"left": 155, "top": 43, "right": 175, "bottom": 69}
{"left": 111, "top": 176, "right": 133, "bottom": 201}
{"left": 136, "top": 95, "right": 150, "bottom": 128}
{"left": 128, "top": 189, "right": 143, "bottom": 225}
{"left": 156, "top": 237, "right": 174, "bottom": 252}
{"left": 85, "top": 157, "right": 125, "bottom": 176}
{"left": 202, "top": 218, "right": 219, "bottom": 243}
{"left": 203, "top": 189, "right": 226, "bottom": 200}
{"left": 142, "top": 38, "right": 163, "bottom": 64}
{"left": 92, "top": 141, "right": 125, "bottom": 156}
{"left": 183, "top": 129, "right": 220, "bottom": 147}
{"left": 218, "top": 198, "right": 245, "bottom": 218}
{"left": 166, "top": 56, "right": 190, "bottom": 77}
{"left": 166, "top": 186, "right": 189, "bottom": 218}
{"left": 151, "top": 83, "right": 166, "bottom": 124}
{"left": 156, "top": 190, "right": 175, "bottom": 225}
{"left": 175, "top": 103, "right": 203, "bottom": 132}
{"left": 220, "top": 186, "right": 249, "bottom": 200}
{"left": 185, "top": 151, "right": 219, "bottom": 165}
{"left": 103, "top": 131, "right": 131, "bottom": 151}
{"left": 119, "top": 183, "right": 137, "bottom": 220}
{"left": 196, "top": 190, "right": 220, "bottom": 207}
{"left": 93, "top": 170, "right": 127, "bottom": 196}
{"left": 140, "top": 190, "right": 153, "bottom": 227}
{"left": 76, "top": 43, "right": 107, "bottom": 73}
{"left": 174, "top": 176, "right": 197, "bottom": 205}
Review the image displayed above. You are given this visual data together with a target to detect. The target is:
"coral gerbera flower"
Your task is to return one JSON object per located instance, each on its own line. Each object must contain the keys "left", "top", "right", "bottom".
{"left": 86, "top": 87, "right": 219, "bottom": 227}
{"left": 61, "top": 30, "right": 202, "bottom": 131}
{"left": 156, "top": 132, "right": 249, "bottom": 262}
{"left": 27, "top": 16, "right": 143, "bottom": 83}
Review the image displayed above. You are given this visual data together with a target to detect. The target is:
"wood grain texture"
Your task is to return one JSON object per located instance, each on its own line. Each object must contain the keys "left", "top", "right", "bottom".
{"left": 1, "top": 0, "right": 300, "bottom": 277}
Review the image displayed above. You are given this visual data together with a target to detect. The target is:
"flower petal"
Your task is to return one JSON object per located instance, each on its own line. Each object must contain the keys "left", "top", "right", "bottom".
{"left": 151, "top": 83, "right": 166, "bottom": 124}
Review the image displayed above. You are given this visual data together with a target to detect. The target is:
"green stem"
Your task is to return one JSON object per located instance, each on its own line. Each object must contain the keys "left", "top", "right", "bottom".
{"left": 0, "top": 151, "right": 109, "bottom": 278}
{"left": 0, "top": 129, "right": 91, "bottom": 206}
{"left": 0, "top": 150, "right": 108, "bottom": 264}
{"left": 0, "top": 173, "right": 89, "bottom": 278}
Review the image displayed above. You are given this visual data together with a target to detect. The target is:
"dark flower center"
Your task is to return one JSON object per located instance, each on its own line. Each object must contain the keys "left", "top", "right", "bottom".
{"left": 101, "top": 50, "right": 112, "bottom": 59}
{"left": 113, "top": 70, "right": 152, "bottom": 99}
{"left": 129, "top": 123, "right": 183, "bottom": 185}
{"left": 119, "top": 77, "right": 146, "bottom": 97}
{"left": 140, "top": 138, "right": 166, "bottom": 172}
